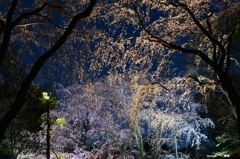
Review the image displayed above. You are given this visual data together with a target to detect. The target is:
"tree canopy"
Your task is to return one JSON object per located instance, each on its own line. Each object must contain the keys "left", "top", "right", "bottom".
{"left": 95, "top": 0, "right": 240, "bottom": 136}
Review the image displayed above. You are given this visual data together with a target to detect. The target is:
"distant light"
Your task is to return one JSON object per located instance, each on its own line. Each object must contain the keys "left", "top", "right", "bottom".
{"left": 223, "top": 154, "right": 230, "bottom": 157}
{"left": 42, "top": 92, "right": 50, "bottom": 100}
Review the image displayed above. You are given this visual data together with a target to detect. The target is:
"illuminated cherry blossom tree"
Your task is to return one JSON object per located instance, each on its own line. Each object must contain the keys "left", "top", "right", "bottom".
{"left": 21, "top": 75, "right": 214, "bottom": 158}
{"left": 92, "top": 0, "right": 240, "bottom": 136}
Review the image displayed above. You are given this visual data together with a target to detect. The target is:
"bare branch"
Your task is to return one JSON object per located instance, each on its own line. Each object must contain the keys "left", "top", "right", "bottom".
{"left": 0, "top": 2, "right": 48, "bottom": 67}
{"left": 12, "top": 3, "right": 48, "bottom": 29}
{"left": 46, "top": 3, "right": 73, "bottom": 18}
{"left": 173, "top": 0, "right": 226, "bottom": 67}
{"left": 16, "top": 21, "right": 44, "bottom": 27}
{"left": 206, "top": 12, "right": 213, "bottom": 35}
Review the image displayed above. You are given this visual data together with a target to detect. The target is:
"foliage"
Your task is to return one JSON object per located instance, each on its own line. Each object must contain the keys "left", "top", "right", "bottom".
{"left": 208, "top": 117, "right": 240, "bottom": 158}
{"left": 55, "top": 117, "right": 66, "bottom": 128}
{"left": 38, "top": 92, "right": 57, "bottom": 110}
{"left": 17, "top": 153, "right": 35, "bottom": 159}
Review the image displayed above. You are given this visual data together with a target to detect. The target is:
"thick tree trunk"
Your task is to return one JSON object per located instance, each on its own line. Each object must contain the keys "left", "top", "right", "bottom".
{"left": 215, "top": 69, "right": 240, "bottom": 137}
{"left": 0, "top": 0, "right": 96, "bottom": 142}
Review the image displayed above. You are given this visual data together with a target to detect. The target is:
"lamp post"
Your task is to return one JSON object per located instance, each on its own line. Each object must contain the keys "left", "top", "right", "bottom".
{"left": 42, "top": 92, "right": 51, "bottom": 159}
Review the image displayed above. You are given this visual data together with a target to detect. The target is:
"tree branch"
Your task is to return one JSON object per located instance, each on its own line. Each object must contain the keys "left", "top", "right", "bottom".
{"left": 174, "top": 0, "right": 226, "bottom": 68}
{"left": 206, "top": 12, "right": 218, "bottom": 63}
{"left": 131, "top": 3, "right": 220, "bottom": 74}
{"left": 16, "top": 21, "right": 44, "bottom": 27}
{"left": 0, "top": 2, "right": 48, "bottom": 67}
{"left": 11, "top": 3, "right": 47, "bottom": 29}
{"left": 46, "top": 3, "right": 73, "bottom": 18}
{"left": 0, "top": 0, "right": 19, "bottom": 66}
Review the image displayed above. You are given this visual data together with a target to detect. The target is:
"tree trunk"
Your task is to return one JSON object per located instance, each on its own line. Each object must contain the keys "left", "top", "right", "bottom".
{"left": 213, "top": 67, "right": 240, "bottom": 137}
{"left": 133, "top": 123, "right": 146, "bottom": 159}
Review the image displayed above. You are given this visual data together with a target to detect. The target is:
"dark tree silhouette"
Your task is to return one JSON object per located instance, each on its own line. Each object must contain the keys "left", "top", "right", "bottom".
{"left": 0, "top": 0, "right": 96, "bottom": 141}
